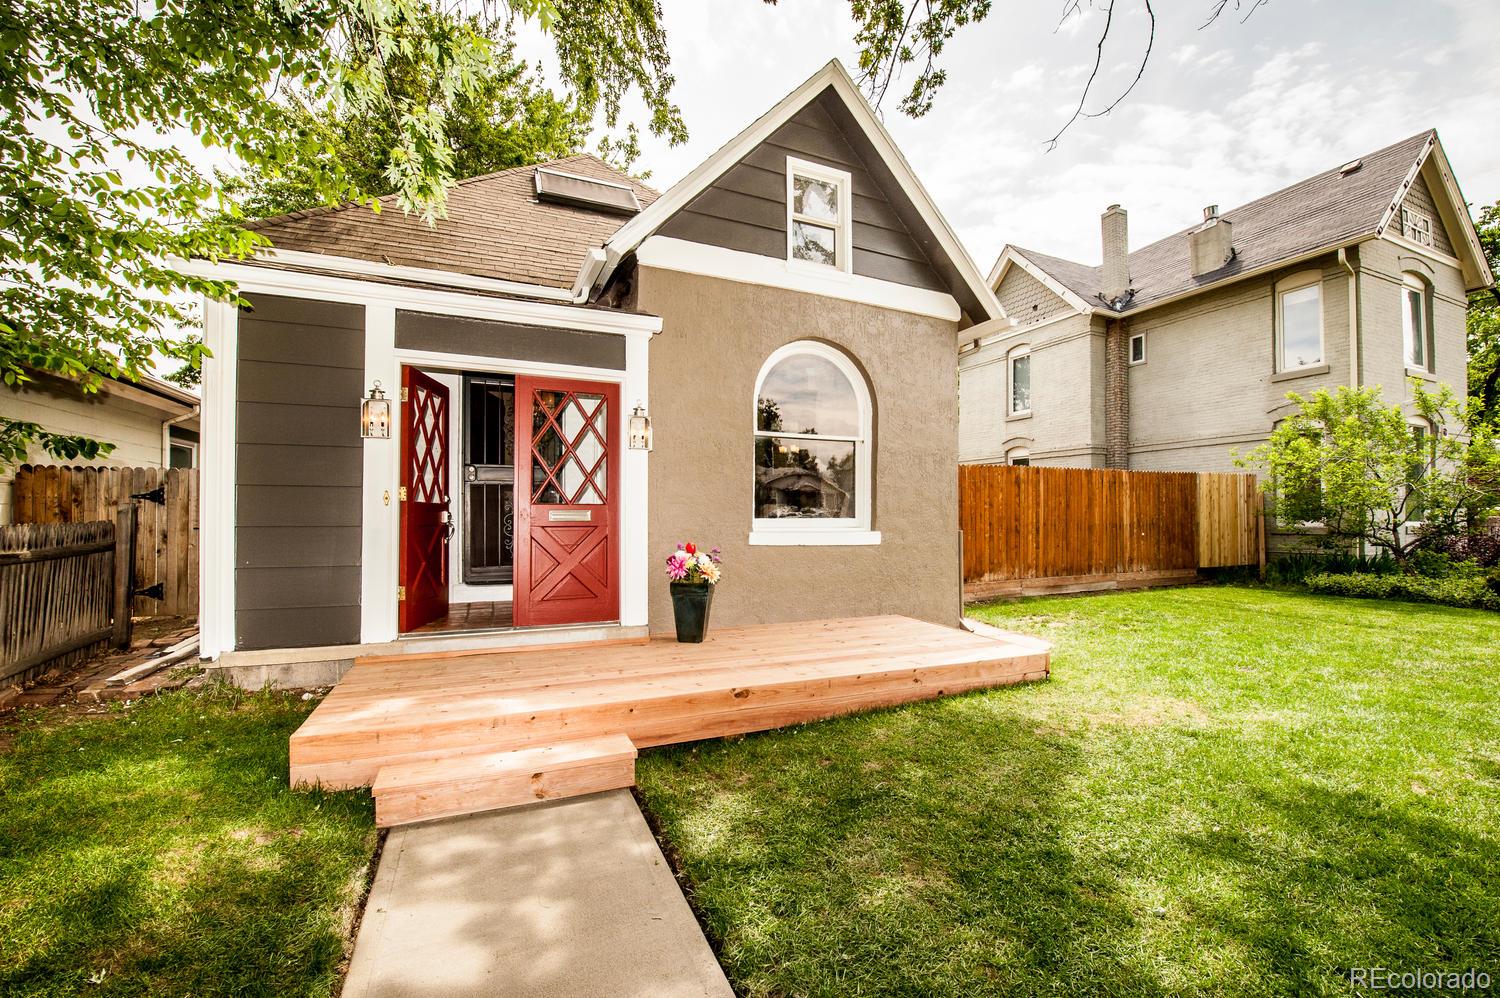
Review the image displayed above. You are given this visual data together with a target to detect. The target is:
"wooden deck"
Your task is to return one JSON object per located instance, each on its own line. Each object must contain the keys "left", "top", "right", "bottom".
{"left": 290, "top": 615, "right": 1050, "bottom": 825}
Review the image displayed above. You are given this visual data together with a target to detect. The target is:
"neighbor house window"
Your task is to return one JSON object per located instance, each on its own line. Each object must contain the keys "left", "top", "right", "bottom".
{"left": 168, "top": 441, "right": 196, "bottom": 469}
{"left": 1007, "top": 447, "right": 1031, "bottom": 467}
{"left": 786, "top": 158, "right": 852, "bottom": 272}
{"left": 752, "top": 341, "right": 875, "bottom": 544}
{"left": 1129, "top": 332, "right": 1146, "bottom": 365}
{"left": 1008, "top": 346, "right": 1032, "bottom": 416}
{"left": 1276, "top": 273, "right": 1324, "bottom": 372}
{"left": 1401, "top": 207, "right": 1433, "bottom": 247}
{"left": 1407, "top": 418, "right": 1436, "bottom": 521}
{"left": 1402, "top": 272, "right": 1434, "bottom": 371}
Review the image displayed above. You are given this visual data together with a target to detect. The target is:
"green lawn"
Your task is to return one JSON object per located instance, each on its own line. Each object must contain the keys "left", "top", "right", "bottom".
{"left": 0, "top": 687, "right": 376, "bottom": 997}
{"left": 635, "top": 587, "right": 1500, "bottom": 997}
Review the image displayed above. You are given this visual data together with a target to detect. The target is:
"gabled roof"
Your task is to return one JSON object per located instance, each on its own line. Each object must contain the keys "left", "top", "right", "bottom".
{"left": 246, "top": 154, "right": 658, "bottom": 292}
{"left": 995, "top": 130, "right": 1493, "bottom": 316}
{"left": 597, "top": 60, "right": 1004, "bottom": 322}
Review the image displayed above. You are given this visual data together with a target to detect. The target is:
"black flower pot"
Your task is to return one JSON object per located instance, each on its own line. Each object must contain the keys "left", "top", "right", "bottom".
{"left": 670, "top": 581, "right": 715, "bottom": 643}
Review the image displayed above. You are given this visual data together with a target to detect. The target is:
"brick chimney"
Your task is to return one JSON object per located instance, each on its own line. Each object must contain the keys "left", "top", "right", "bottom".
{"left": 1100, "top": 204, "right": 1130, "bottom": 305}
{"left": 1189, "top": 205, "right": 1234, "bottom": 276}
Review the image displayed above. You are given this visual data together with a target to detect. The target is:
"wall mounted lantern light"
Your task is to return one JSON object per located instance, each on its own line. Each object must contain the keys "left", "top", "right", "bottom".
{"left": 361, "top": 381, "right": 392, "bottom": 439}
{"left": 628, "top": 403, "right": 652, "bottom": 451}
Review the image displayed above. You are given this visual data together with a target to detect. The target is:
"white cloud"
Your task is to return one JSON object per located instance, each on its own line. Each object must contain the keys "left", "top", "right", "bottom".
{"left": 622, "top": 0, "right": 1497, "bottom": 267}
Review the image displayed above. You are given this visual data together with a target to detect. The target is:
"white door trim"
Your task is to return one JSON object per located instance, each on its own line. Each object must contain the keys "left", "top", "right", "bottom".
{"left": 199, "top": 297, "right": 239, "bottom": 659}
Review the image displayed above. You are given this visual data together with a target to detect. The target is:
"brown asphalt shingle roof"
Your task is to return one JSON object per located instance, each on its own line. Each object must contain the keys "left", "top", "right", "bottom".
{"left": 246, "top": 154, "right": 659, "bottom": 291}
{"left": 1012, "top": 130, "right": 1437, "bottom": 314}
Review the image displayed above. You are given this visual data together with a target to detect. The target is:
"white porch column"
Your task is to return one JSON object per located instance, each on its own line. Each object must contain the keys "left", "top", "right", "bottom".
{"left": 361, "top": 304, "right": 400, "bottom": 644}
{"left": 199, "top": 297, "right": 238, "bottom": 659}
{"left": 620, "top": 330, "right": 652, "bottom": 627}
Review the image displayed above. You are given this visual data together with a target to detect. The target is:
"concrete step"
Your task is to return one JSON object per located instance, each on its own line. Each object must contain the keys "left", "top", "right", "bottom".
{"left": 370, "top": 734, "right": 638, "bottom": 827}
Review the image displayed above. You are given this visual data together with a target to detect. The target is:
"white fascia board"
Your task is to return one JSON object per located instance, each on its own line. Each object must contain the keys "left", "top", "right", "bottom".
{"left": 1421, "top": 137, "right": 1495, "bottom": 289}
{"left": 256, "top": 248, "right": 578, "bottom": 301}
{"left": 1375, "top": 133, "right": 1436, "bottom": 240}
{"left": 1002, "top": 248, "right": 1095, "bottom": 315}
{"left": 638, "top": 236, "right": 961, "bottom": 321}
{"left": 175, "top": 257, "right": 661, "bottom": 338}
{"left": 600, "top": 59, "right": 1004, "bottom": 321}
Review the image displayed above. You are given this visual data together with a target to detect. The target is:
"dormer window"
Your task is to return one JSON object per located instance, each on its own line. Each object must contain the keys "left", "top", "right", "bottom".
{"left": 787, "top": 158, "right": 852, "bottom": 272}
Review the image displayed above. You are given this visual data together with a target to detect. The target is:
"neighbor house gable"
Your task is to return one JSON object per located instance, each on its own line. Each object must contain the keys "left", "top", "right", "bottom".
{"left": 599, "top": 60, "right": 1003, "bottom": 324}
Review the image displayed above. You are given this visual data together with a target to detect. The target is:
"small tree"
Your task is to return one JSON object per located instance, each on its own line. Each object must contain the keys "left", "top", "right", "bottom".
{"left": 1239, "top": 382, "right": 1500, "bottom": 565}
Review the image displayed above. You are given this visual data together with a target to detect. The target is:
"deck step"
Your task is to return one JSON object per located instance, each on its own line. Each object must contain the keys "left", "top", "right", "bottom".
{"left": 370, "top": 734, "right": 638, "bottom": 828}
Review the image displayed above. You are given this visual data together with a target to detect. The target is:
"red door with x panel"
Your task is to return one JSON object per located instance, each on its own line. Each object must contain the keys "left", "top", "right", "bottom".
{"left": 513, "top": 376, "right": 619, "bottom": 627}
{"left": 399, "top": 366, "right": 451, "bottom": 632}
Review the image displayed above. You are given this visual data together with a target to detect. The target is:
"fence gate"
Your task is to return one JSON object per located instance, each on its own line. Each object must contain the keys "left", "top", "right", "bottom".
{"left": 11, "top": 465, "right": 198, "bottom": 616}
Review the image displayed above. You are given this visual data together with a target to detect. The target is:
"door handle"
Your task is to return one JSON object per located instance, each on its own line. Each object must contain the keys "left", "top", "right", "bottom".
{"left": 440, "top": 508, "right": 456, "bottom": 541}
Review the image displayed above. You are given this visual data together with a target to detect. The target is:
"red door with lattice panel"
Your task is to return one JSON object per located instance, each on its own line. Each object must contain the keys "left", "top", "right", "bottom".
{"left": 399, "top": 367, "right": 451, "bottom": 633}
{"left": 513, "top": 376, "right": 620, "bottom": 627}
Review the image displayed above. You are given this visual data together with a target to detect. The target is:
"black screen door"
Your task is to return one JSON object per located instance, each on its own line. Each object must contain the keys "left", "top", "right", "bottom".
{"left": 462, "top": 375, "right": 516, "bottom": 584}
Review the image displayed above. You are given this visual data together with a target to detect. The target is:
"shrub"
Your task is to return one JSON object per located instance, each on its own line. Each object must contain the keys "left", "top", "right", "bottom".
{"left": 1427, "top": 522, "right": 1500, "bottom": 569}
{"left": 1305, "top": 568, "right": 1500, "bottom": 611}
{"left": 1266, "top": 551, "right": 1395, "bottom": 585}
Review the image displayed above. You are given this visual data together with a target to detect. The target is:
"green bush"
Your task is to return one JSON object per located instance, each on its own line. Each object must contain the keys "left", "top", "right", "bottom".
{"left": 1305, "top": 567, "right": 1500, "bottom": 611}
{"left": 1266, "top": 551, "right": 1396, "bottom": 585}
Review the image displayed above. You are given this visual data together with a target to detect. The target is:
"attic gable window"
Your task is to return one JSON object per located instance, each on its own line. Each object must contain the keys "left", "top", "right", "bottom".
{"left": 1401, "top": 207, "right": 1433, "bottom": 247}
{"left": 787, "top": 158, "right": 852, "bottom": 273}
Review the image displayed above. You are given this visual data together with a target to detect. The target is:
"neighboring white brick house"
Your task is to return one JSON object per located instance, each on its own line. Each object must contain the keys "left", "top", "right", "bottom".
{"left": 960, "top": 130, "right": 1492, "bottom": 476}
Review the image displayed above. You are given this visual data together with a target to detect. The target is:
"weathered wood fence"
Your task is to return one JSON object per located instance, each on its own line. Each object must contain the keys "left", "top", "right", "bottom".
{"left": 960, "top": 465, "right": 1263, "bottom": 600}
{"left": 0, "top": 511, "right": 135, "bottom": 685}
{"left": 11, "top": 466, "right": 198, "bottom": 616}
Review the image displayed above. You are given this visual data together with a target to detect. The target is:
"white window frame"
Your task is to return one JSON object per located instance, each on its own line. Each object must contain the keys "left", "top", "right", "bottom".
{"left": 1007, "top": 447, "right": 1031, "bottom": 467}
{"left": 1008, "top": 345, "right": 1032, "bottom": 417}
{"left": 1274, "top": 271, "right": 1324, "bottom": 373}
{"left": 168, "top": 440, "right": 198, "bottom": 469}
{"left": 1405, "top": 417, "right": 1436, "bottom": 528}
{"left": 750, "top": 340, "right": 877, "bottom": 546}
{"left": 786, "top": 157, "right": 853, "bottom": 275}
{"left": 1402, "top": 272, "right": 1434, "bottom": 372}
{"left": 1128, "top": 332, "right": 1147, "bottom": 365}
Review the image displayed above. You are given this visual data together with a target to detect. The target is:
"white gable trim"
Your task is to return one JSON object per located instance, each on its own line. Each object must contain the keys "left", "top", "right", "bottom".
{"left": 989, "top": 247, "right": 1093, "bottom": 315}
{"left": 598, "top": 60, "right": 1003, "bottom": 321}
{"left": 636, "top": 236, "right": 960, "bottom": 320}
{"left": 1374, "top": 133, "right": 1493, "bottom": 291}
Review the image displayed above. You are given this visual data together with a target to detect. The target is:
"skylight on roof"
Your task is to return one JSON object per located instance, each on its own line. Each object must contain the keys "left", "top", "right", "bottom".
{"left": 534, "top": 167, "right": 641, "bottom": 215}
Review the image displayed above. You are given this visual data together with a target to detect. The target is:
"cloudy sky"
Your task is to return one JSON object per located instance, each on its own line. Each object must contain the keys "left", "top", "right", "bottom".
{"left": 606, "top": 0, "right": 1498, "bottom": 270}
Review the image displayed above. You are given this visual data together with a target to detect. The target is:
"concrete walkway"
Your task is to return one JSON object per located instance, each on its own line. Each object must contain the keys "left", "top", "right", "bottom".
{"left": 342, "top": 790, "right": 733, "bottom": 998}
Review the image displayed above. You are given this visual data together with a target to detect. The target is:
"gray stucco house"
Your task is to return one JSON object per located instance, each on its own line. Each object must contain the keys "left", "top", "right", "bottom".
{"left": 184, "top": 60, "right": 1007, "bottom": 679}
{"left": 959, "top": 130, "right": 1493, "bottom": 473}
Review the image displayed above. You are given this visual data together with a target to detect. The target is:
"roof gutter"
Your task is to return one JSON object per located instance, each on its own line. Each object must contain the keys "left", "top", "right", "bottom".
{"left": 1094, "top": 233, "right": 1381, "bottom": 320}
{"left": 161, "top": 406, "right": 198, "bottom": 466}
{"left": 250, "top": 248, "right": 584, "bottom": 303}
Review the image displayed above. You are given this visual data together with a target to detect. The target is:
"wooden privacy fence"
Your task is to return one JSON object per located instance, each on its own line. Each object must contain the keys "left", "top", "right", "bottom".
{"left": 11, "top": 465, "right": 198, "bottom": 616}
{"left": 0, "top": 512, "right": 135, "bottom": 685}
{"left": 960, "top": 465, "right": 1263, "bottom": 600}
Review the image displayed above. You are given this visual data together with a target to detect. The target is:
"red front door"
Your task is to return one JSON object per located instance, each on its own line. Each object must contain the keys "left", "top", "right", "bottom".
{"left": 513, "top": 376, "right": 619, "bottom": 626}
{"left": 399, "top": 367, "right": 451, "bottom": 632}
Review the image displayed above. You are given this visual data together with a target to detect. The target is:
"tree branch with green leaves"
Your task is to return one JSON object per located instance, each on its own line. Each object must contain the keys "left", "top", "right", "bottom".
{"left": 1238, "top": 382, "right": 1500, "bottom": 564}
{"left": 0, "top": 0, "right": 684, "bottom": 469}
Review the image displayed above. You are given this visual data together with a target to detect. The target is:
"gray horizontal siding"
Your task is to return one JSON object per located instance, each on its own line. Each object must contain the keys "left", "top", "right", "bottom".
{"left": 235, "top": 293, "right": 364, "bottom": 651}
{"left": 396, "top": 311, "right": 626, "bottom": 369}
{"left": 657, "top": 88, "right": 948, "bottom": 295}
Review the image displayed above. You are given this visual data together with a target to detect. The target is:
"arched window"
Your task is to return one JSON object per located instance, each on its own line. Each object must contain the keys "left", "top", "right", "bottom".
{"left": 752, "top": 341, "right": 876, "bottom": 545}
{"left": 1402, "top": 272, "right": 1434, "bottom": 372}
{"left": 1007, "top": 447, "right": 1031, "bottom": 467}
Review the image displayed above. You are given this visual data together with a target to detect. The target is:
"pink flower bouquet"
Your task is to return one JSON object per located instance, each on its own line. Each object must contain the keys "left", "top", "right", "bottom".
{"left": 665, "top": 541, "right": 722, "bottom": 585}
